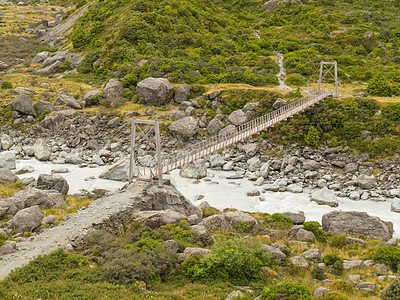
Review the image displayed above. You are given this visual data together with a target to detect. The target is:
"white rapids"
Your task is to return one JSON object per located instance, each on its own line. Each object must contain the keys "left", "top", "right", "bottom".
{"left": 276, "top": 52, "right": 292, "bottom": 90}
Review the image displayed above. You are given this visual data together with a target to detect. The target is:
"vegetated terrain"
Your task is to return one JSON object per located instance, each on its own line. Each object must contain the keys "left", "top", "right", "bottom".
{"left": 1, "top": 212, "right": 399, "bottom": 300}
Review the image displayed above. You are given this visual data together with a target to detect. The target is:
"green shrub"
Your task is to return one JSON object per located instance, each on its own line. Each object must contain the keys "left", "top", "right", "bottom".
{"left": 327, "top": 260, "right": 344, "bottom": 276}
{"left": 303, "top": 221, "right": 327, "bottom": 242}
{"left": 382, "top": 103, "right": 400, "bottom": 121}
{"left": 367, "top": 72, "right": 392, "bottom": 96}
{"left": 381, "top": 279, "right": 400, "bottom": 300}
{"left": 373, "top": 245, "right": 400, "bottom": 272}
{"left": 328, "top": 234, "right": 346, "bottom": 248}
{"left": 0, "top": 81, "right": 12, "bottom": 89}
{"left": 71, "top": 25, "right": 88, "bottom": 50}
{"left": 322, "top": 253, "right": 343, "bottom": 266}
{"left": 160, "top": 221, "right": 196, "bottom": 242}
{"left": 311, "top": 266, "right": 327, "bottom": 280}
{"left": 324, "top": 292, "right": 349, "bottom": 300}
{"left": 261, "top": 282, "right": 312, "bottom": 300}
{"left": 270, "top": 213, "right": 292, "bottom": 224}
{"left": 305, "top": 126, "right": 320, "bottom": 148}
{"left": 121, "top": 73, "right": 138, "bottom": 88}
{"left": 60, "top": 60, "right": 73, "bottom": 72}
{"left": 123, "top": 90, "right": 133, "bottom": 100}
{"left": 286, "top": 74, "right": 303, "bottom": 86}
{"left": 0, "top": 233, "right": 6, "bottom": 247}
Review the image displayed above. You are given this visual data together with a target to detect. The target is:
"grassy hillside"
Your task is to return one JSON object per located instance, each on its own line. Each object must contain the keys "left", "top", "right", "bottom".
{"left": 66, "top": 0, "right": 400, "bottom": 89}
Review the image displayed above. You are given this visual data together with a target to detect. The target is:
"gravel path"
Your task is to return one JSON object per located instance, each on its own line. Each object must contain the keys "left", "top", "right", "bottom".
{"left": 0, "top": 184, "right": 142, "bottom": 280}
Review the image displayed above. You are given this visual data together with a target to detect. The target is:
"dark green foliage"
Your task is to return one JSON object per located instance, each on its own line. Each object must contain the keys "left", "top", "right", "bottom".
{"left": 311, "top": 266, "right": 327, "bottom": 280}
{"left": 182, "top": 238, "right": 271, "bottom": 282}
{"left": 303, "top": 221, "right": 327, "bottom": 242}
{"left": 328, "top": 234, "right": 346, "bottom": 248}
{"left": 60, "top": 60, "right": 73, "bottom": 72}
{"left": 71, "top": 25, "right": 88, "bottom": 50}
{"left": 322, "top": 253, "right": 343, "bottom": 266}
{"left": 304, "top": 126, "right": 320, "bottom": 147}
{"left": 77, "top": 51, "right": 100, "bottom": 74}
{"left": 0, "top": 233, "right": 6, "bottom": 246}
{"left": 261, "top": 282, "right": 312, "bottom": 300}
{"left": 0, "top": 81, "right": 13, "bottom": 89}
{"left": 373, "top": 245, "right": 400, "bottom": 272}
{"left": 367, "top": 73, "right": 393, "bottom": 97}
{"left": 381, "top": 279, "right": 400, "bottom": 300}
{"left": 271, "top": 213, "right": 292, "bottom": 224}
{"left": 327, "top": 260, "right": 344, "bottom": 276}
{"left": 324, "top": 292, "right": 349, "bottom": 300}
{"left": 382, "top": 103, "right": 400, "bottom": 121}
{"left": 286, "top": 74, "right": 303, "bottom": 86}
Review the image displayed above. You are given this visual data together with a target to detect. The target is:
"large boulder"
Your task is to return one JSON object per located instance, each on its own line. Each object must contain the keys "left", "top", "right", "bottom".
{"left": 180, "top": 159, "right": 207, "bottom": 179}
{"left": 10, "top": 205, "right": 43, "bottom": 233}
{"left": 36, "top": 174, "right": 69, "bottom": 195}
{"left": 356, "top": 174, "right": 377, "bottom": 189}
{"left": 0, "top": 134, "right": 13, "bottom": 150}
{"left": 11, "top": 186, "right": 66, "bottom": 209}
{"left": 174, "top": 84, "right": 191, "bottom": 104}
{"left": 272, "top": 98, "right": 287, "bottom": 110}
{"left": 36, "top": 60, "right": 62, "bottom": 75}
{"left": 34, "top": 100, "right": 56, "bottom": 114}
{"left": 289, "top": 256, "right": 309, "bottom": 269}
{"left": 199, "top": 211, "right": 258, "bottom": 234}
{"left": 179, "top": 247, "right": 211, "bottom": 263}
{"left": 288, "top": 225, "right": 316, "bottom": 241}
{"left": 102, "top": 79, "right": 124, "bottom": 102}
{"left": 281, "top": 211, "right": 305, "bottom": 225}
{"left": 99, "top": 157, "right": 134, "bottom": 181}
{"left": 228, "top": 109, "right": 247, "bottom": 126}
{"left": 391, "top": 198, "right": 400, "bottom": 213}
{"left": 11, "top": 94, "right": 36, "bottom": 116}
{"left": 0, "top": 151, "right": 16, "bottom": 169}
{"left": 33, "top": 139, "right": 51, "bottom": 161}
{"left": 55, "top": 94, "right": 82, "bottom": 109}
{"left": 132, "top": 183, "right": 202, "bottom": 217}
{"left": 207, "top": 118, "right": 224, "bottom": 136}
{"left": 322, "top": 211, "right": 393, "bottom": 241}
{"left": 311, "top": 187, "right": 338, "bottom": 207}
{"left": 168, "top": 116, "right": 198, "bottom": 140}
{"left": 137, "top": 77, "right": 174, "bottom": 106}
{"left": 0, "top": 168, "right": 19, "bottom": 184}
{"left": 83, "top": 90, "right": 102, "bottom": 107}
{"left": 135, "top": 209, "right": 187, "bottom": 228}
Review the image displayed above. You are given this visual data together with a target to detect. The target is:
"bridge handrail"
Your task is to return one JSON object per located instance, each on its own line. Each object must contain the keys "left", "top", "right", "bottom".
{"left": 145, "top": 89, "right": 331, "bottom": 176}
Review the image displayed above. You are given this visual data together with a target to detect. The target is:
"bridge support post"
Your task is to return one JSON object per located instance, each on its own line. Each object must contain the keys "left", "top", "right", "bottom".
{"left": 154, "top": 119, "right": 163, "bottom": 187}
{"left": 318, "top": 61, "right": 338, "bottom": 98}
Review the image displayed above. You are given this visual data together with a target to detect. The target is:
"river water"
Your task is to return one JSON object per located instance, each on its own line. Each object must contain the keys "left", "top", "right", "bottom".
{"left": 276, "top": 53, "right": 292, "bottom": 90}
{"left": 14, "top": 159, "right": 399, "bottom": 238}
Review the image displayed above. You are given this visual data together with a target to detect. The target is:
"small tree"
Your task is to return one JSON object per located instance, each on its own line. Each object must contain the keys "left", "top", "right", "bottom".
{"left": 367, "top": 72, "right": 392, "bottom": 96}
{"left": 381, "top": 279, "right": 400, "bottom": 300}
{"left": 71, "top": 25, "right": 87, "bottom": 50}
{"left": 305, "top": 126, "right": 320, "bottom": 148}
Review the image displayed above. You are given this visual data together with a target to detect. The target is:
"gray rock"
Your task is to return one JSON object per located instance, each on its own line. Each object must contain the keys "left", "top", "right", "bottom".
{"left": 161, "top": 239, "right": 180, "bottom": 253}
{"left": 289, "top": 256, "right": 309, "bottom": 269}
{"left": 0, "top": 167, "right": 19, "bottom": 184}
{"left": 137, "top": 77, "right": 174, "bottom": 106}
{"left": 100, "top": 157, "right": 131, "bottom": 181}
{"left": 349, "top": 190, "right": 360, "bottom": 200}
{"left": 345, "top": 163, "right": 358, "bottom": 173}
{"left": 313, "top": 287, "right": 330, "bottom": 299}
{"left": 199, "top": 211, "right": 258, "bottom": 234}
{"left": 219, "top": 124, "right": 237, "bottom": 136}
{"left": 36, "top": 174, "right": 69, "bottom": 195}
{"left": 303, "top": 249, "right": 322, "bottom": 262}
{"left": 136, "top": 209, "right": 187, "bottom": 228}
{"left": 15, "top": 165, "right": 35, "bottom": 175}
{"left": 344, "top": 237, "right": 366, "bottom": 245}
{"left": 210, "top": 154, "right": 225, "bottom": 168}
{"left": 311, "top": 187, "right": 338, "bottom": 207}
{"left": 0, "top": 60, "right": 9, "bottom": 71}
{"left": 391, "top": 198, "right": 400, "bottom": 213}
{"left": 11, "top": 186, "right": 66, "bottom": 209}
{"left": 247, "top": 189, "right": 261, "bottom": 196}
{"left": 0, "top": 151, "right": 16, "bottom": 169}
{"left": 187, "top": 214, "right": 200, "bottom": 225}
{"left": 343, "top": 260, "right": 363, "bottom": 269}
{"left": 355, "top": 282, "right": 376, "bottom": 293}
{"left": 225, "top": 290, "right": 245, "bottom": 300}
{"left": 12, "top": 94, "right": 36, "bottom": 116}
{"left": 65, "top": 153, "right": 83, "bottom": 165}
{"left": 272, "top": 98, "right": 287, "bottom": 110}
{"left": 36, "top": 60, "right": 62, "bottom": 75}
{"left": 55, "top": 95, "right": 82, "bottom": 109}
{"left": 247, "top": 156, "right": 261, "bottom": 172}
{"left": 259, "top": 163, "right": 269, "bottom": 178}
{"left": 228, "top": 109, "right": 247, "bottom": 126}
{"left": 12, "top": 87, "right": 36, "bottom": 95}
{"left": 170, "top": 109, "right": 185, "bottom": 121}
{"left": 223, "top": 161, "right": 234, "bottom": 171}
{"left": 10, "top": 205, "right": 43, "bottom": 233}
{"left": 357, "top": 174, "right": 377, "bottom": 189}
{"left": 0, "top": 134, "right": 13, "bottom": 150}
{"left": 179, "top": 247, "right": 211, "bottom": 263}
{"left": 288, "top": 226, "right": 316, "bottom": 241}
{"left": 174, "top": 84, "right": 190, "bottom": 104}
{"left": 32, "top": 51, "right": 49, "bottom": 64}
{"left": 42, "top": 215, "right": 56, "bottom": 225}
{"left": 262, "top": 244, "right": 286, "bottom": 261}
{"left": 0, "top": 243, "right": 17, "bottom": 256}
{"left": 303, "top": 159, "right": 320, "bottom": 171}
{"left": 168, "top": 117, "right": 198, "bottom": 140}
{"left": 322, "top": 211, "right": 393, "bottom": 241}
{"left": 33, "top": 139, "right": 51, "bottom": 161}
{"left": 287, "top": 183, "right": 303, "bottom": 193}
{"left": 34, "top": 100, "right": 56, "bottom": 114}
{"left": 207, "top": 118, "right": 224, "bottom": 136}
{"left": 180, "top": 159, "right": 207, "bottom": 179}
{"left": 103, "top": 79, "right": 124, "bottom": 103}
{"left": 281, "top": 211, "right": 305, "bottom": 225}
{"left": 82, "top": 90, "right": 102, "bottom": 106}
{"left": 348, "top": 274, "right": 362, "bottom": 282}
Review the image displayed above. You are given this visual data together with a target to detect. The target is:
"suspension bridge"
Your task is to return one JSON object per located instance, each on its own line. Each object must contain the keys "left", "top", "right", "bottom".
{"left": 129, "top": 61, "right": 339, "bottom": 186}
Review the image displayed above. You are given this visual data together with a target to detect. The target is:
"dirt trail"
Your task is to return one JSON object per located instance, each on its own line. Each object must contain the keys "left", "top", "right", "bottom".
{"left": 0, "top": 184, "right": 143, "bottom": 280}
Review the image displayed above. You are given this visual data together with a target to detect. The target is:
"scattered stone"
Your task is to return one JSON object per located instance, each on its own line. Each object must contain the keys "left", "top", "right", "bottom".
{"left": 103, "top": 79, "right": 124, "bottom": 103}
{"left": 168, "top": 117, "right": 198, "bottom": 140}
{"left": 33, "top": 139, "right": 51, "bottom": 161}
{"left": 313, "top": 287, "right": 330, "bottom": 299}
{"left": 272, "top": 98, "right": 287, "bottom": 110}
{"left": 207, "top": 118, "right": 224, "bottom": 136}
{"left": 174, "top": 84, "right": 190, "bottom": 104}
{"left": 391, "top": 198, "right": 400, "bottom": 213}
{"left": 355, "top": 282, "right": 376, "bottom": 293}
{"left": 288, "top": 226, "right": 316, "bottom": 241}
{"left": 10, "top": 205, "right": 43, "bottom": 233}
{"left": 55, "top": 94, "right": 82, "bottom": 109}
{"left": 287, "top": 183, "right": 303, "bottom": 193}
{"left": 36, "top": 174, "right": 69, "bottom": 195}
{"left": 262, "top": 244, "right": 286, "bottom": 261}
{"left": 0, "top": 134, "right": 13, "bottom": 150}
{"left": 228, "top": 109, "right": 247, "bottom": 126}
{"left": 180, "top": 159, "right": 207, "bottom": 179}
{"left": 15, "top": 165, "right": 35, "bottom": 175}
{"left": 137, "top": 77, "right": 174, "bottom": 106}
{"left": 179, "top": 247, "right": 211, "bottom": 263}
{"left": 281, "top": 211, "right": 305, "bottom": 225}
{"left": 289, "top": 256, "right": 309, "bottom": 269}
{"left": 0, "top": 167, "right": 19, "bottom": 184}
{"left": 12, "top": 94, "right": 36, "bottom": 116}
{"left": 34, "top": 100, "right": 56, "bottom": 114}
{"left": 0, "top": 151, "right": 16, "bottom": 169}
{"left": 348, "top": 274, "right": 362, "bottom": 282}
{"left": 311, "top": 187, "right": 338, "bottom": 207}
{"left": 322, "top": 211, "right": 393, "bottom": 241}
{"left": 225, "top": 290, "right": 245, "bottom": 300}
{"left": 343, "top": 260, "right": 363, "bottom": 269}
{"left": 42, "top": 215, "right": 56, "bottom": 225}
{"left": 303, "top": 249, "right": 322, "bottom": 262}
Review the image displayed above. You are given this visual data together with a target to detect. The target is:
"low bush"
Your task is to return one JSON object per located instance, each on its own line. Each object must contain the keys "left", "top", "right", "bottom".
{"left": 60, "top": 60, "right": 73, "bottom": 72}
{"left": 311, "top": 266, "right": 327, "bottom": 280}
{"left": 261, "top": 282, "right": 312, "bottom": 300}
{"left": 328, "top": 260, "right": 344, "bottom": 276}
{"left": 381, "top": 279, "right": 400, "bottom": 300}
{"left": 373, "top": 245, "right": 400, "bottom": 272}
{"left": 0, "top": 81, "right": 12, "bottom": 89}
{"left": 0, "top": 233, "right": 6, "bottom": 246}
{"left": 270, "top": 213, "right": 292, "bottom": 224}
{"left": 324, "top": 292, "right": 349, "bottom": 300}
{"left": 303, "top": 221, "right": 327, "bottom": 242}
{"left": 329, "top": 234, "right": 346, "bottom": 248}
{"left": 322, "top": 253, "right": 343, "bottom": 266}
